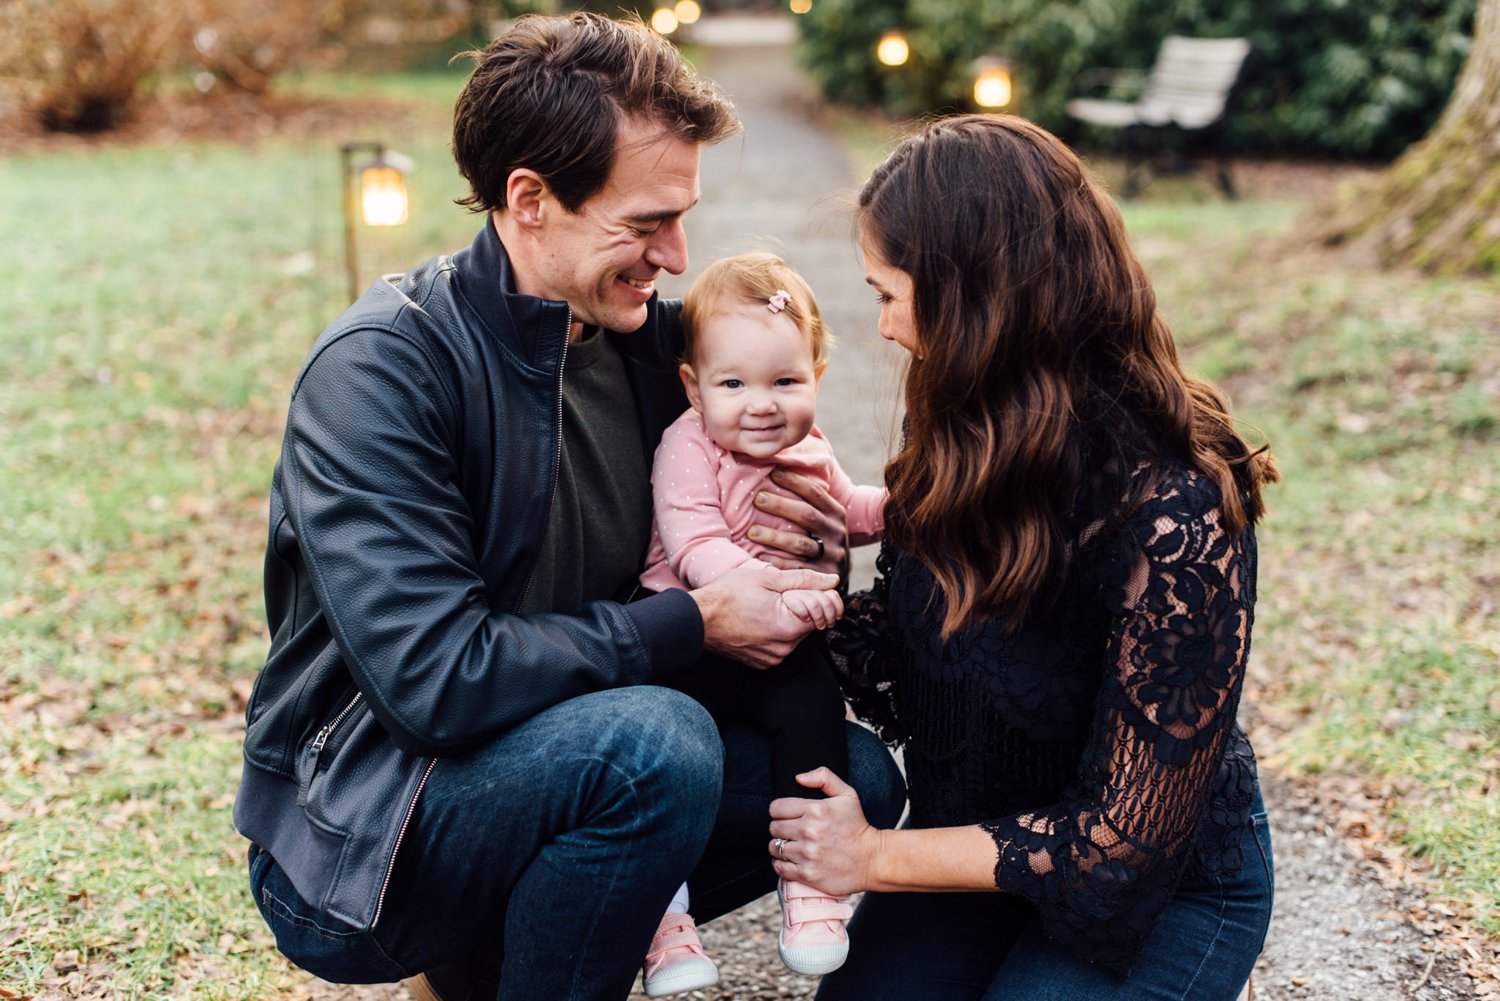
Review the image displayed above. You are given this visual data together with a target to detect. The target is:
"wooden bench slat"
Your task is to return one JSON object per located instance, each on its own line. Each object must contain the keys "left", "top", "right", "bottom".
{"left": 1065, "top": 35, "right": 1253, "bottom": 196}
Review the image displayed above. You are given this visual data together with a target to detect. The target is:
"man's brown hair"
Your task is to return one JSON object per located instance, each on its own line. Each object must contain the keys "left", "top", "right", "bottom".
{"left": 452, "top": 12, "right": 740, "bottom": 215}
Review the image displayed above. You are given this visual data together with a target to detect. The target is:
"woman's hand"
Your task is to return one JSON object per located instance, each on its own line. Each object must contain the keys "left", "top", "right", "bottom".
{"left": 747, "top": 469, "right": 849, "bottom": 572}
{"left": 768, "top": 768, "right": 882, "bottom": 896}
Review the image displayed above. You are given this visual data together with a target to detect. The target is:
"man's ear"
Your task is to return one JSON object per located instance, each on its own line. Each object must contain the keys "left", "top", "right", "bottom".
{"left": 504, "top": 168, "right": 549, "bottom": 228}
{"left": 679, "top": 362, "right": 702, "bottom": 412}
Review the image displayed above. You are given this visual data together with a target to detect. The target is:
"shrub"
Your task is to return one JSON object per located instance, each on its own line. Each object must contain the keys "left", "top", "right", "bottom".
{"left": 796, "top": 0, "right": 944, "bottom": 112}
{"left": 181, "top": 0, "right": 347, "bottom": 95}
{"left": 0, "top": 0, "right": 179, "bottom": 132}
{"left": 796, "top": 0, "right": 1478, "bottom": 160}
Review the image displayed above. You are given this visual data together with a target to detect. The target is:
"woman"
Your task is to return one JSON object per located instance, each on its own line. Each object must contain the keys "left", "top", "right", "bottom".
{"left": 766, "top": 115, "right": 1278, "bottom": 999}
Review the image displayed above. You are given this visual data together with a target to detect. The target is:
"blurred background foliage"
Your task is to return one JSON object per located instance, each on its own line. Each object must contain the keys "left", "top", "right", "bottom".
{"left": 795, "top": 0, "right": 1478, "bottom": 159}
{"left": 0, "top": 0, "right": 1478, "bottom": 161}
{"left": 0, "top": 0, "right": 662, "bottom": 133}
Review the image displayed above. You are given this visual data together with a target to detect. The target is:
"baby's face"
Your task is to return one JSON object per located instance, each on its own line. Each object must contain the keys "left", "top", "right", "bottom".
{"left": 681, "top": 303, "right": 820, "bottom": 460}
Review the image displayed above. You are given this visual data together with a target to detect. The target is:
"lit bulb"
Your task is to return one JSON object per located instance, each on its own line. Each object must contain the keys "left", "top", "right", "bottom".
{"left": 876, "top": 31, "right": 909, "bottom": 67}
{"left": 651, "top": 7, "right": 679, "bottom": 33}
{"left": 973, "top": 65, "right": 1012, "bottom": 108}
{"left": 674, "top": 0, "right": 701, "bottom": 24}
{"left": 789, "top": 0, "right": 812, "bottom": 12}
{"left": 360, "top": 166, "right": 408, "bottom": 227}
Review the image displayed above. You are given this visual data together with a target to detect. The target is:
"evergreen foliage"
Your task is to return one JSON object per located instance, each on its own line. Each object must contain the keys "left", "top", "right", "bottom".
{"left": 796, "top": 0, "right": 1477, "bottom": 159}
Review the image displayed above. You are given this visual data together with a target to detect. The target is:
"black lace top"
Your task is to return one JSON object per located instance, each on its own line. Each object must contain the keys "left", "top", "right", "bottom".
{"left": 829, "top": 463, "right": 1261, "bottom": 975}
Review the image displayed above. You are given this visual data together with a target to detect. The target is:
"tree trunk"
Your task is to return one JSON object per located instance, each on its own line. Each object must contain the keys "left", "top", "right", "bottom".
{"left": 1315, "top": 0, "right": 1500, "bottom": 275}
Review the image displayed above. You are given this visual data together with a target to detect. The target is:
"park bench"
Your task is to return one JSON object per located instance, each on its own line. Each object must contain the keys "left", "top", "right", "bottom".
{"left": 1065, "top": 35, "right": 1253, "bottom": 198}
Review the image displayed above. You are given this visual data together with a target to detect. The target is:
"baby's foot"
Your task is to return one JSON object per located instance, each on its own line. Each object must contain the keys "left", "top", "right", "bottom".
{"left": 642, "top": 911, "right": 718, "bottom": 997}
{"left": 777, "top": 878, "right": 852, "bottom": 975}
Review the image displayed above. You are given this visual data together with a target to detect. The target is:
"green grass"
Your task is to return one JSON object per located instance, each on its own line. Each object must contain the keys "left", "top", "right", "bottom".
{"left": 1124, "top": 181, "right": 1499, "bottom": 934}
{"left": 1196, "top": 263, "right": 1500, "bottom": 929}
{"left": 0, "top": 71, "right": 476, "bottom": 998}
{"left": 1, "top": 81, "right": 1496, "bottom": 995}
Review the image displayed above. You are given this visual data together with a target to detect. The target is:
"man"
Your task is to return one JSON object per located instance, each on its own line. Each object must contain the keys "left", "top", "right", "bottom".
{"left": 233, "top": 13, "right": 904, "bottom": 1000}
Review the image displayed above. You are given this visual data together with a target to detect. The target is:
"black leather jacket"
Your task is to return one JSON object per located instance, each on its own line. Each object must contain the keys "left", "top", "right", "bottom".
{"left": 234, "top": 221, "right": 703, "bottom": 931}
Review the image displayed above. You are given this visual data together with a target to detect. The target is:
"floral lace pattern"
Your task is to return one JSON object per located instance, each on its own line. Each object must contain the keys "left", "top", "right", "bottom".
{"left": 828, "top": 465, "right": 1260, "bottom": 974}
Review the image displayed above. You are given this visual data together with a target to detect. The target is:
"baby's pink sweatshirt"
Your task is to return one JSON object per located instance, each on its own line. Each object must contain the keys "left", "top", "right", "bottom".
{"left": 639, "top": 409, "right": 886, "bottom": 592}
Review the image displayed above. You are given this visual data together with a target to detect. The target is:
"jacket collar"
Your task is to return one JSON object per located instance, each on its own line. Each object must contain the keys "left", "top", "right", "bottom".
{"left": 448, "top": 216, "right": 573, "bottom": 370}
{"left": 448, "top": 216, "right": 682, "bottom": 375}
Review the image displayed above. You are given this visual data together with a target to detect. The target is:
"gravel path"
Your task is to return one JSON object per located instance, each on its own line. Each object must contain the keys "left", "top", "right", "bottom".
{"left": 306, "top": 16, "right": 1482, "bottom": 1001}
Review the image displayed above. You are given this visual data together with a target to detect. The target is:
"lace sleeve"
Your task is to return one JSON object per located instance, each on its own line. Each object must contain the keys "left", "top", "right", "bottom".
{"left": 979, "top": 477, "right": 1256, "bottom": 973}
{"left": 826, "top": 541, "right": 904, "bottom": 745}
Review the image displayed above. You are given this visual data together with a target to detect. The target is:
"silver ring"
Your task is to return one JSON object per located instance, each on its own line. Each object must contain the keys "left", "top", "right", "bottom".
{"left": 807, "top": 533, "right": 824, "bottom": 561}
{"left": 773, "top": 837, "right": 788, "bottom": 860}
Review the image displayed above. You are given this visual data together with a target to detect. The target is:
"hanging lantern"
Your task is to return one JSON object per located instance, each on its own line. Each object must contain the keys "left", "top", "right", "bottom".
{"left": 340, "top": 142, "right": 414, "bottom": 302}
{"left": 359, "top": 152, "right": 411, "bottom": 227}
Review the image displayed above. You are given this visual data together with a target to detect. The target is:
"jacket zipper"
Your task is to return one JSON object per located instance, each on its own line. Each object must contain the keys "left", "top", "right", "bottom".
{"left": 372, "top": 755, "right": 437, "bottom": 928}
{"left": 515, "top": 306, "right": 572, "bottom": 611}
{"left": 311, "top": 691, "right": 363, "bottom": 756}
{"left": 375, "top": 307, "right": 570, "bottom": 928}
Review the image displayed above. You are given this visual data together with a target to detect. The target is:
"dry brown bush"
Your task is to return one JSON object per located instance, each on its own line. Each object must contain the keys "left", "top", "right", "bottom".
{"left": 0, "top": 0, "right": 180, "bottom": 132}
{"left": 180, "top": 0, "right": 347, "bottom": 95}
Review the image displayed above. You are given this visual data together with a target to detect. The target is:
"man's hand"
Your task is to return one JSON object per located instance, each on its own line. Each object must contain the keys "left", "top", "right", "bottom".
{"left": 691, "top": 564, "right": 840, "bottom": 670}
{"left": 746, "top": 469, "right": 849, "bottom": 571}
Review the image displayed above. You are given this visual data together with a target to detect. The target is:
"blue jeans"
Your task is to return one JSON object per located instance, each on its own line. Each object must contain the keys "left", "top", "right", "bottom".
{"left": 249, "top": 686, "right": 905, "bottom": 998}
{"left": 816, "top": 791, "right": 1274, "bottom": 1001}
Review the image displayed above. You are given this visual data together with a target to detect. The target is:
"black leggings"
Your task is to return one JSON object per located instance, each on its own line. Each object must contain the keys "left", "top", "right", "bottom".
{"left": 663, "top": 636, "right": 850, "bottom": 799}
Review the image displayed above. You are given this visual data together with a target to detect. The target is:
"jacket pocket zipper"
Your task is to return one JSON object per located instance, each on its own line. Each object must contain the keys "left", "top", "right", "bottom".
{"left": 311, "top": 691, "right": 363, "bottom": 758}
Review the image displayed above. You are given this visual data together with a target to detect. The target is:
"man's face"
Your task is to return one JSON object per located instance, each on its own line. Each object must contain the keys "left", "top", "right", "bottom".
{"left": 530, "top": 119, "right": 700, "bottom": 336}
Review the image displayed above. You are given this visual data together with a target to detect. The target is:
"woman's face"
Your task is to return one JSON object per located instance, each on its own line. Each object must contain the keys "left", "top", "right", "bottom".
{"left": 859, "top": 228, "right": 920, "bottom": 356}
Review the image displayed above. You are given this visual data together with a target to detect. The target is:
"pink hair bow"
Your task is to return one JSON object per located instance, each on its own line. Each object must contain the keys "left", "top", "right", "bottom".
{"left": 767, "top": 289, "right": 792, "bottom": 313}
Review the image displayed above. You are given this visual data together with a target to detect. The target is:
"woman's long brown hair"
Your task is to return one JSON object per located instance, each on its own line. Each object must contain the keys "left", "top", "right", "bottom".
{"left": 859, "top": 115, "right": 1278, "bottom": 638}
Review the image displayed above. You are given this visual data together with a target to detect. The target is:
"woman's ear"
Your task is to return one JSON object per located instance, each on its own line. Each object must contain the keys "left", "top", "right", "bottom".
{"left": 679, "top": 362, "right": 703, "bottom": 412}
{"left": 504, "top": 168, "right": 549, "bottom": 228}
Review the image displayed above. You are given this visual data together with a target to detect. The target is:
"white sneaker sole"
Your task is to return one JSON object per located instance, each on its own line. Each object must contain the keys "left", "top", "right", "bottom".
{"left": 642, "top": 957, "right": 719, "bottom": 997}
{"left": 777, "top": 882, "right": 850, "bottom": 976}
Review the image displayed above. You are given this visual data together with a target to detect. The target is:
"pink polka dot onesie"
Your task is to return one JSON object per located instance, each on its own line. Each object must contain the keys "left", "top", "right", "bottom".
{"left": 640, "top": 409, "right": 885, "bottom": 593}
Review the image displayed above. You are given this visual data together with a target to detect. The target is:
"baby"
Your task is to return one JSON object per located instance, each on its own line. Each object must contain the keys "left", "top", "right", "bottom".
{"left": 637, "top": 253, "right": 885, "bottom": 996}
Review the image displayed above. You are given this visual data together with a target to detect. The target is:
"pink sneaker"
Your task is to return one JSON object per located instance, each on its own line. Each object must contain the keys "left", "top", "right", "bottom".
{"left": 642, "top": 912, "right": 719, "bottom": 997}
{"left": 777, "top": 879, "right": 853, "bottom": 975}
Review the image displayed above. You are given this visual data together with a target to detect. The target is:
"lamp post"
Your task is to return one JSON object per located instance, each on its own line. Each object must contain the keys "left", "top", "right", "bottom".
{"left": 340, "top": 142, "right": 413, "bottom": 303}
